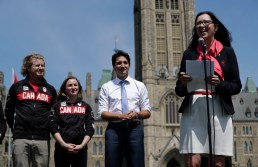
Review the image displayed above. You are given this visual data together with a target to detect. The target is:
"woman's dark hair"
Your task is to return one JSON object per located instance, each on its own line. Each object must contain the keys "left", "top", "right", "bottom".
{"left": 57, "top": 76, "right": 83, "bottom": 101}
{"left": 112, "top": 50, "right": 131, "bottom": 67}
{"left": 188, "top": 11, "right": 232, "bottom": 50}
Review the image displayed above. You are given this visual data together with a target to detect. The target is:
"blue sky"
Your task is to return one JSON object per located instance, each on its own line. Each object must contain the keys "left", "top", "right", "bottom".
{"left": 0, "top": 0, "right": 257, "bottom": 90}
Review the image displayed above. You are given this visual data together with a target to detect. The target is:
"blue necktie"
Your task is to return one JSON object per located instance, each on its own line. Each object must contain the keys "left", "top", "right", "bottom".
{"left": 120, "top": 80, "right": 128, "bottom": 113}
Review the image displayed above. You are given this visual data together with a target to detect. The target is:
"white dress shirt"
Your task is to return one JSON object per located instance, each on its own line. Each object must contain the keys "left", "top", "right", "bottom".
{"left": 98, "top": 76, "right": 151, "bottom": 119}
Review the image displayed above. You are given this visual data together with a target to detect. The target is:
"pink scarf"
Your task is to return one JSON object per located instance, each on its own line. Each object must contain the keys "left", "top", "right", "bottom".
{"left": 197, "top": 39, "right": 224, "bottom": 80}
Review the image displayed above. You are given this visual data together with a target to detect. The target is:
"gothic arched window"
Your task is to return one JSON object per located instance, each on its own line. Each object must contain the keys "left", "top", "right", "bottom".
{"left": 234, "top": 141, "right": 237, "bottom": 162}
{"left": 165, "top": 93, "right": 181, "bottom": 124}
{"left": 155, "top": 0, "right": 164, "bottom": 9}
{"left": 233, "top": 126, "right": 237, "bottom": 135}
{"left": 95, "top": 161, "right": 101, "bottom": 167}
{"left": 244, "top": 141, "right": 248, "bottom": 154}
{"left": 242, "top": 126, "right": 245, "bottom": 135}
{"left": 170, "top": 0, "right": 179, "bottom": 10}
{"left": 100, "top": 126, "right": 103, "bottom": 135}
{"left": 249, "top": 141, "right": 253, "bottom": 153}
{"left": 93, "top": 142, "right": 97, "bottom": 155}
{"left": 247, "top": 159, "right": 252, "bottom": 167}
{"left": 5, "top": 140, "right": 8, "bottom": 153}
{"left": 96, "top": 126, "right": 99, "bottom": 135}
{"left": 99, "top": 142, "right": 103, "bottom": 155}
{"left": 246, "top": 126, "right": 249, "bottom": 135}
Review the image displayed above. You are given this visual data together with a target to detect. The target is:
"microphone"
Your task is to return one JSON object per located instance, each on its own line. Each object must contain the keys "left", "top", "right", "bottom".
{"left": 198, "top": 37, "right": 207, "bottom": 51}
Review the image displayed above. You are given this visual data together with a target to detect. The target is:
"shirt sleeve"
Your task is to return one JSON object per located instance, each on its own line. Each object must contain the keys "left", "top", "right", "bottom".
{"left": 5, "top": 83, "right": 17, "bottom": 131}
{"left": 97, "top": 84, "right": 109, "bottom": 119}
{"left": 48, "top": 103, "right": 59, "bottom": 135}
{"left": 138, "top": 83, "right": 151, "bottom": 112}
{"left": 84, "top": 104, "right": 95, "bottom": 138}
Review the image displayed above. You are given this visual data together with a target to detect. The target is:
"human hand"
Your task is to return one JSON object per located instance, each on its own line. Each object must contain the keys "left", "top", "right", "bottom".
{"left": 179, "top": 72, "right": 192, "bottom": 85}
{"left": 127, "top": 111, "right": 140, "bottom": 120}
{"left": 207, "top": 74, "right": 220, "bottom": 86}
{"left": 73, "top": 144, "right": 84, "bottom": 153}
{"left": 119, "top": 112, "right": 132, "bottom": 121}
{"left": 62, "top": 143, "right": 76, "bottom": 153}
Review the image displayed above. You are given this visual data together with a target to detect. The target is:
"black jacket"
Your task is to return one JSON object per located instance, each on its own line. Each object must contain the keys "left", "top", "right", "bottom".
{"left": 49, "top": 100, "right": 94, "bottom": 148}
{"left": 5, "top": 76, "right": 57, "bottom": 140}
{"left": 0, "top": 102, "right": 6, "bottom": 144}
{"left": 175, "top": 46, "right": 242, "bottom": 115}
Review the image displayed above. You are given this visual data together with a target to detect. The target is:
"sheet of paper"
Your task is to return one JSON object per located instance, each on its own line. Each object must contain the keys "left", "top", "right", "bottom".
{"left": 186, "top": 60, "right": 214, "bottom": 93}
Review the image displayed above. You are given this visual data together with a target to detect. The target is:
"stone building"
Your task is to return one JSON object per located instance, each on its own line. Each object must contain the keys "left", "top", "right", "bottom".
{"left": 134, "top": 0, "right": 194, "bottom": 166}
{"left": 231, "top": 77, "right": 258, "bottom": 166}
{"left": 0, "top": 71, "right": 10, "bottom": 167}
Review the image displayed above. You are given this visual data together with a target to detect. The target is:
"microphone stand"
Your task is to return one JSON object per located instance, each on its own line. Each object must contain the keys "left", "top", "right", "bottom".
{"left": 202, "top": 46, "right": 214, "bottom": 167}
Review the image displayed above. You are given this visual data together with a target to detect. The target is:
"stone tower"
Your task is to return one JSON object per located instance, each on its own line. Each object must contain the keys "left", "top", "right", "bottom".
{"left": 134, "top": 0, "right": 194, "bottom": 166}
{"left": 86, "top": 72, "right": 92, "bottom": 98}
{"left": 0, "top": 71, "right": 6, "bottom": 101}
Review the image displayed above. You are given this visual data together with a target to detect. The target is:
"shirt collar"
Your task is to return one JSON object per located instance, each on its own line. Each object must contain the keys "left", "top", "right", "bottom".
{"left": 114, "top": 76, "right": 131, "bottom": 85}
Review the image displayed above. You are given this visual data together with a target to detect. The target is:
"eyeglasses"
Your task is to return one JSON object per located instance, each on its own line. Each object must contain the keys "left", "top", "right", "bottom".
{"left": 195, "top": 20, "right": 213, "bottom": 28}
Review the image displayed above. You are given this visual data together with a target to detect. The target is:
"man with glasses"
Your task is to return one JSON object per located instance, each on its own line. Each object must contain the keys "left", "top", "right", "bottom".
{"left": 5, "top": 53, "right": 57, "bottom": 167}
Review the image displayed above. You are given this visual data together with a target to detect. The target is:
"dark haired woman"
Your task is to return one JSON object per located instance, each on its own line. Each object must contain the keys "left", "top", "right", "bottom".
{"left": 49, "top": 76, "right": 94, "bottom": 167}
{"left": 176, "top": 11, "right": 242, "bottom": 167}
